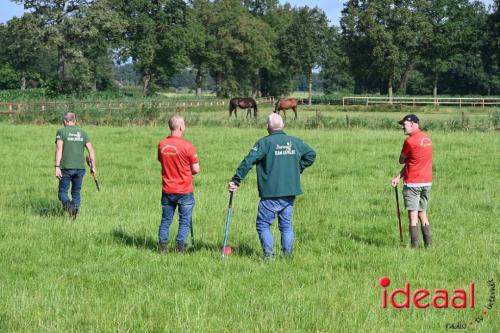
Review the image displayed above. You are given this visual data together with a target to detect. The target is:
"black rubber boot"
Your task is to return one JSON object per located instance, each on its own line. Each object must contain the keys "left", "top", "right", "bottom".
{"left": 176, "top": 242, "right": 187, "bottom": 253}
{"left": 421, "top": 224, "right": 432, "bottom": 247}
{"left": 158, "top": 242, "right": 167, "bottom": 254}
{"left": 410, "top": 226, "right": 420, "bottom": 248}
{"left": 71, "top": 208, "right": 79, "bottom": 221}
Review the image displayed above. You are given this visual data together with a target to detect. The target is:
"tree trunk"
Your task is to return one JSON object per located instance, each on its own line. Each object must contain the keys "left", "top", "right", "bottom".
{"left": 216, "top": 72, "right": 223, "bottom": 97}
{"left": 21, "top": 75, "right": 26, "bottom": 90}
{"left": 308, "top": 67, "right": 313, "bottom": 106}
{"left": 195, "top": 67, "right": 203, "bottom": 97}
{"left": 397, "top": 61, "right": 415, "bottom": 94}
{"left": 433, "top": 73, "right": 438, "bottom": 99}
{"left": 388, "top": 77, "right": 393, "bottom": 104}
{"left": 57, "top": 44, "right": 65, "bottom": 92}
{"left": 142, "top": 73, "right": 151, "bottom": 96}
{"left": 92, "top": 64, "right": 97, "bottom": 91}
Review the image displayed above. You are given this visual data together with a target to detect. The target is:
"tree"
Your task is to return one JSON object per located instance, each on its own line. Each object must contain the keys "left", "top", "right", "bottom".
{"left": 14, "top": 1, "right": 95, "bottom": 93}
{"left": 341, "top": 0, "right": 426, "bottom": 100}
{"left": 417, "top": 0, "right": 487, "bottom": 97}
{"left": 482, "top": 0, "right": 500, "bottom": 94}
{"left": 281, "top": 6, "right": 329, "bottom": 105}
{"left": 199, "top": 0, "right": 275, "bottom": 97}
{"left": 187, "top": 0, "right": 220, "bottom": 96}
{"left": 320, "top": 26, "right": 354, "bottom": 94}
{"left": 0, "top": 14, "right": 42, "bottom": 89}
{"left": 259, "top": 3, "right": 296, "bottom": 97}
{"left": 113, "top": 0, "right": 192, "bottom": 96}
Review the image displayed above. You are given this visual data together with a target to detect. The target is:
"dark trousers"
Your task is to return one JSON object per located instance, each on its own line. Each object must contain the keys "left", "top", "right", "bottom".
{"left": 58, "top": 169, "right": 86, "bottom": 209}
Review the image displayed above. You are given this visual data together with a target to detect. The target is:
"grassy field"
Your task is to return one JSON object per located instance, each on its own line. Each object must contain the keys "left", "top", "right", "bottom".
{"left": 0, "top": 123, "right": 498, "bottom": 332}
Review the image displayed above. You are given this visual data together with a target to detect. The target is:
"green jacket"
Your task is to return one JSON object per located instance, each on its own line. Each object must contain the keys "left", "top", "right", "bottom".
{"left": 231, "top": 131, "right": 316, "bottom": 198}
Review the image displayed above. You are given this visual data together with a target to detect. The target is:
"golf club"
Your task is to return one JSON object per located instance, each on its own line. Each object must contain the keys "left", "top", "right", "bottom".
{"left": 221, "top": 191, "right": 234, "bottom": 260}
{"left": 394, "top": 185, "right": 403, "bottom": 243}
{"left": 86, "top": 156, "right": 100, "bottom": 191}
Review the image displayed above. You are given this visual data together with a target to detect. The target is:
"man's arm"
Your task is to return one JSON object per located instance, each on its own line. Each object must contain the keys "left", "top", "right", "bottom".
{"left": 55, "top": 140, "right": 63, "bottom": 179}
{"left": 299, "top": 142, "right": 316, "bottom": 173}
{"left": 399, "top": 153, "right": 407, "bottom": 164}
{"left": 85, "top": 142, "right": 96, "bottom": 175}
{"left": 191, "top": 163, "right": 200, "bottom": 175}
{"left": 228, "top": 140, "right": 266, "bottom": 191}
{"left": 391, "top": 166, "right": 405, "bottom": 187}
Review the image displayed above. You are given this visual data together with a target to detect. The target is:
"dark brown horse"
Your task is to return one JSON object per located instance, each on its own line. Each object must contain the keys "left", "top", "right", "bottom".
{"left": 229, "top": 97, "right": 258, "bottom": 118}
{"left": 274, "top": 98, "right": 298, "bottom": 119}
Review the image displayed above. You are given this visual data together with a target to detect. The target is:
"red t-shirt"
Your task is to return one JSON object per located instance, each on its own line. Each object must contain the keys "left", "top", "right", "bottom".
{"left": 401, "top": 129, "right": 433, "bottom": 184}
{"left": 158, "top": 136, "right": 199, "bottom": 194}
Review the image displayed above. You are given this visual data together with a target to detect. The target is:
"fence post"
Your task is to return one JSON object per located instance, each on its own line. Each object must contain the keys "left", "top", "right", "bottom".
{"left": 346, "top": 114, "right": 350, "bottom": 128}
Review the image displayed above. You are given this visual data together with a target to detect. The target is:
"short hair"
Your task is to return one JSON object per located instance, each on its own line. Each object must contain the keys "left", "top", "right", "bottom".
{"left": 63, "top": 112, "right": 76, "bottom": 122}
{"left": 267, "top": 113, "right": 284, "bottom": 131}
{"left": 168, "top": 114, "right": 184, "bottom": 131}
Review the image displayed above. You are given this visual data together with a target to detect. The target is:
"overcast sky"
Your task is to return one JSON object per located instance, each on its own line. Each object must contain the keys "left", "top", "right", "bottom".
{"left": 0, "top": 0, "right": 495, "bottom": 25}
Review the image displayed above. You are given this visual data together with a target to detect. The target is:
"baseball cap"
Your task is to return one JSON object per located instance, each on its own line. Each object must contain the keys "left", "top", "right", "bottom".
{"left": 398, "top": 114, "right": 419, "bottom": 125}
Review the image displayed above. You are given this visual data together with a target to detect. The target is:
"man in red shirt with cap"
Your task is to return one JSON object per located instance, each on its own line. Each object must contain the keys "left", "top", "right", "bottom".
{"left": 157, "top": 115, "right": 200, "bottom": 253}
{"left": 391, "top": 114, "right": 433, "bottom": 248}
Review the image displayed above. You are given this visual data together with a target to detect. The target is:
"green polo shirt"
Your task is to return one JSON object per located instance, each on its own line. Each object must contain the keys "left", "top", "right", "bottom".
{"left": 231, "top": 131, "right": 316, "bottom": 198}
{"left": 55, "top": 126, "right": 90, "bottom": 169}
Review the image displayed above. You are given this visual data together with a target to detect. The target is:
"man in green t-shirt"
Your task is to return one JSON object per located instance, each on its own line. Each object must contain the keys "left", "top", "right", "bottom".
{"left": 54, "top": 112, "right": 96, "bottom": 219}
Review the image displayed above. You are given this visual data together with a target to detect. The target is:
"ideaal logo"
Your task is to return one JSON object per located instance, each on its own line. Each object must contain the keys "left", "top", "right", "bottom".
{"left": 379, "top": 276, "right": 475, "bottom": 309}
{"left": 378, "top": 277, "right": 496, "bottom": 330}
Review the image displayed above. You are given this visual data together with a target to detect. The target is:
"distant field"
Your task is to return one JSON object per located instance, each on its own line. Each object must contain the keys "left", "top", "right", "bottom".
{"left": 0, "top": 124, "right": 498, "bottom": 332}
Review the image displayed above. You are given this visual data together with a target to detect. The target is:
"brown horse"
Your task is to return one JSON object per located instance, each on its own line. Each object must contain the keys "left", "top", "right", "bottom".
{"left": 229, "top": 97, "right": 258, "bottom": 118}
{"left": 274, "top": 98, "right": 298, "bottom": 119}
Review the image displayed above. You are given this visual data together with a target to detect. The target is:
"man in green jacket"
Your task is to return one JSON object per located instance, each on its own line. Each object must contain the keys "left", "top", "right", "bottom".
{"left": 228, "top": 113, "right": 316, "bottom": 259}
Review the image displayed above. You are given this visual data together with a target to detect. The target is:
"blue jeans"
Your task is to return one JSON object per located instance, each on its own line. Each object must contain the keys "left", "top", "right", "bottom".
{"left": 58, "top": 169, "right": 86, "bottom": 209}
{"left": 256, "top": 196, "right": 295, "bottom": 257}
{"left": 159, "top": 193, "right": 195, "bottom": 245}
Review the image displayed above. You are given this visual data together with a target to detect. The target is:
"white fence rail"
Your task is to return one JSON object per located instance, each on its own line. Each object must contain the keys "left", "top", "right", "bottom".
{"left": 342, "top": 96, "right": 500, "bottom": 108}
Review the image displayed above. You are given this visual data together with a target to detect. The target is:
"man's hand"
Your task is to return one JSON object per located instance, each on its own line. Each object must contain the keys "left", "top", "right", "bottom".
{"left": 228, "top": 181, "right": 239, "bottom": 192}
{"left": 55, "top": 166, "right": 62, "bottom": 180}
{"left": 391, "top": 175, "right": 401, "bottom": 187}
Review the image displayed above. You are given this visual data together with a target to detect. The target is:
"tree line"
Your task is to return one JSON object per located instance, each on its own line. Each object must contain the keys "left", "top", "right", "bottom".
{"left": 0, "top": 0, "right": 499, "bottom": 102}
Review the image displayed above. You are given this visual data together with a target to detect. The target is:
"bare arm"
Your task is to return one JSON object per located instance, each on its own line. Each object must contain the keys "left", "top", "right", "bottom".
{"left": 399, "top": 153, "right": 407, "bottom": 164}
{"left": 85, "top": 142, "right": 96, "bottom": 175}
{"left": 191, "top": 162, "right": 200, "bottom": 175}
{"left": 55, "top": 140, "right": 63, "bottom": 179}
{"left": 391, "top": 166, "right": 406, "bottom": 187}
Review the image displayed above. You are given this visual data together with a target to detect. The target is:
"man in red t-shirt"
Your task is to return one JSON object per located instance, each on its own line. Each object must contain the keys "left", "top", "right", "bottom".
{"left": 391, "top": 114, "right": 433, "bottom": 248}
{"left": 157, "top": 115, "right": 200, "bottom": 253}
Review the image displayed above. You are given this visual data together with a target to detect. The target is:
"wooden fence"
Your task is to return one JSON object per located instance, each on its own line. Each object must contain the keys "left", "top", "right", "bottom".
{"left": 0, "top": 96, "right": 276, "bottom": 115}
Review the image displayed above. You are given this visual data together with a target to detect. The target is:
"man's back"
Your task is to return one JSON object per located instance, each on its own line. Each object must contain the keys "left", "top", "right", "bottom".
{"left": 158, "top": 136, "right": 198, "bottom": 194}
{"left": 402, "top": 129, "right": 433, "bottom": 184}
{"left": 55, "top": 125, "right": 89, "bottom": 169}
{"left": 233, "top": 130, "right": 316, "bottom": 198}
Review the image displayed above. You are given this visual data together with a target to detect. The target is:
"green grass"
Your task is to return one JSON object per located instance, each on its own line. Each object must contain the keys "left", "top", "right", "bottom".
{"left": 0, "top": 124, "right": 498, "bottom": 332}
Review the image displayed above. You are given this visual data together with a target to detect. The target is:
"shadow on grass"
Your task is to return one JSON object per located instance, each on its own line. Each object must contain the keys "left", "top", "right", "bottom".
{"left": 193, "top": 240, "right": 260, "bottom": 257}
{"left": 340, "top": 231, "right": 392, "bottom": 247}
{"left": 112, "top": 229, "right": 158, "bottom": 252}
{"left": 28, "top": 198, "right": 65, "bottom": 217}
{"left": 112, "top": 229, "right": 260, "bottom": 257}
